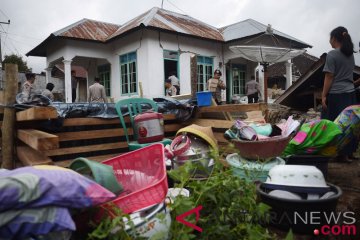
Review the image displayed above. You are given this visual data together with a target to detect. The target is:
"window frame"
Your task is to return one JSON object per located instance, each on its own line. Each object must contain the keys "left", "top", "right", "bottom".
{"left": 196, "top": 56, "right": 213, "bottom": 92}
{"left": 119, "top": 52, "right": 138, "bottom": 96}
{"left": 231, "top": 64, "right": 246, "bottom": 96}
{"left": 98, "top": 64, "right": 111, "bottom": 97}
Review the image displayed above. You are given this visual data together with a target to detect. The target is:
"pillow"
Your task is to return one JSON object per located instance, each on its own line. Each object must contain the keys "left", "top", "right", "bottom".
{"left": 0, "top": 165, "right": 116, "bottom": 211}
{"left": 0, "top": 206, "right": 74, "bottom": 240}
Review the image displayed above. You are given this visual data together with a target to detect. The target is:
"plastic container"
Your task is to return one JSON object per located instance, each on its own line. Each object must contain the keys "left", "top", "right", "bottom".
{"left": 69, "top": 157, "right": 123, "bottom": 194}
{"left": 257, "top": 183, "right": 342, "bottom": 234}
{"left": 226, "top": 153, "right": 285, "bottom": 182}
{"left": 285, "top": 155, "right": 329, "bottom": 178}
{"left": 101, "top": 144, "right": 168, "bottom": 214}
{"left": 196, "top": 91, "right": 212, "bottom": 107}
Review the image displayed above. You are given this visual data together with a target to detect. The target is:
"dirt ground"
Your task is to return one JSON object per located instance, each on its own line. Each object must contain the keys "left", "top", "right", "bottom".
{"left": 271, "top": 159, "right": 360, "bottom": 240}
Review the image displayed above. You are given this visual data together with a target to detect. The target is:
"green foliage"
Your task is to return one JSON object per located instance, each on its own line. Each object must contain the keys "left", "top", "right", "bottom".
{"left": 167, "top": 159, "right": 276, "bottom": 240}
{"left": 2, "top": 54, "right": 30, "bottom": 72}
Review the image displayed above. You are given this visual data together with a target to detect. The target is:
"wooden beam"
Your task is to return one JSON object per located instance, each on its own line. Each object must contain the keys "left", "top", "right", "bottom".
{"left": 192, "top": 119, "right": 233, "bottom": 129}
{"left": 2, "top": 64, "right": 18, "bottom": 169}
{"left": 199, "top": 103, "right": 267, "bottom": 113}
{"left": 17, "top": 145, "right": 54, "bottom": 166}
{"left": 16, "top": 107, "right": 57, "bottom": 121}
{"left": 62, "top": 114, "right": 176, "bottom": 127}
{"left": 17, "top": 129, "right": 59, "bottom": 150}
{"left": 54, "top": 153, "right": 121, "bottom": 168}
{"left": 57, "top": 128, "right": 133, "bottom": 141}
{"left": 44, "top": 142, "right": 128, "bottom": 157}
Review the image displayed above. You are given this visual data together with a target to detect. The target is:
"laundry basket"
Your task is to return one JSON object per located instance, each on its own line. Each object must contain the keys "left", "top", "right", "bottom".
{"left": 101, "top": 144, "right": 168, "bottom": 214}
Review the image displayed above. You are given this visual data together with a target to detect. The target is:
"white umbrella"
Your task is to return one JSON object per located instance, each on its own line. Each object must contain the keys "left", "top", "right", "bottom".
{"left": 229, "top": 45, "right": 306, "bottom": 103}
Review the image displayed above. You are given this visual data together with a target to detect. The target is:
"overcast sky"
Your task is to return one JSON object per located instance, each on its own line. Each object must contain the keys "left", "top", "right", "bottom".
{"left": 1, "top": 0, "right": 359, "bottom": 73}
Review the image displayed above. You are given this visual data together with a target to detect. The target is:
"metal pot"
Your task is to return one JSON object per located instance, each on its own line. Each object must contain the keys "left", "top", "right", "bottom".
{"left": 171, "top": 135, "right": 214, "bottom": 178}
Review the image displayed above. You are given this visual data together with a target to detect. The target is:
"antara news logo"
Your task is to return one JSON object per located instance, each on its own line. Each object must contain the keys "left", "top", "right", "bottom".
{"left": 176, "top": 206, "right": 358, "bottom": 237}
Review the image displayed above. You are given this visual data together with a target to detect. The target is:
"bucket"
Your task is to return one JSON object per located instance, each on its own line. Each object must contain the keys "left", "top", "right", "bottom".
{"left": 226, "top": 153, "right": 285, "bottom": 182}
{"left": 196, "top": 91, "right": 212, "bottom": 107}
{"left": 69, "top": 157, "right": 123, "bottom": 195}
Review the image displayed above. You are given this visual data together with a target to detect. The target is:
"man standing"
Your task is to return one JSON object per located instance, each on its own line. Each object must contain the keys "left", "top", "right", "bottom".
{"left": 88, "top": 77, "right": 107, "bottom": 103}
{"left": 207, "top": 69, "right": 226, "bottom": 105}
{"left": 71, "top": 70, "right": 78, "bottom": 102}
{"left": 246, "top": 75, "right": 260, "bottom": 103}
{"left": 168, "top": 71, "right": 180, "bottom": 95}
{"left": 165, "top": 79, "right": 177, "bottom": 97}
{"left": 21, "top": 73, "right": 36, "bottom": 102}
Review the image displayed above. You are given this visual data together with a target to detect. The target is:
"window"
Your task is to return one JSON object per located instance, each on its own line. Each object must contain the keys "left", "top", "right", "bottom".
{"left": 120, "top": 52, "right": 137, "bottom": 95}
{"left": 197, "top": 56, "right": 213, "bottom": 92}
{"left": 163, "top": 50, "right": 179, "bottom": 80}
{"left": 98, "top": 64, "right": 111, "bottom": 96}
{"left": 232, "top": 64, "right": 246, "bottom": 95}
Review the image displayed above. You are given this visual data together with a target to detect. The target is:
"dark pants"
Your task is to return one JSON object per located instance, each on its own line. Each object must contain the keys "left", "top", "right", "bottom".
{"left": 321, "top": 92, "right": 357, "bottom": 155}
{"left": 72, "top": 88, "right": 76, "bottom": 102}
{"left": 248, "top": 93, "right": 259, "bottom": 103}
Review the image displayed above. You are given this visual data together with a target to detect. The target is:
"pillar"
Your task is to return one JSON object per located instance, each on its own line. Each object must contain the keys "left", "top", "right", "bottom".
{"left": 45, "top": 67, "right": 52, "bottom": 84}
{"left": 63, "top": 59, "right": 72, "bottom": 103}
{"left": 285, "top": 60, "right": 293, "bottom": 89}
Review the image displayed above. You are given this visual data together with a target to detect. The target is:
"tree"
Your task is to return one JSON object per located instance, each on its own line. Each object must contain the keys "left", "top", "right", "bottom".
{"left": 2, "top": 54, "right": 30, "bottom": 72}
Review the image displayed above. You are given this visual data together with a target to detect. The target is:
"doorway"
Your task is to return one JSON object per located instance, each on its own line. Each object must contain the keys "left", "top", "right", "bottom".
{"left": 163, "top": 50, "right": 179, "bottom": 80}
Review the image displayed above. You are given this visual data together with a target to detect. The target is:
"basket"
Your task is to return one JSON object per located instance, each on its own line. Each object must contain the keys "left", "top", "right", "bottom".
{"left": 231, "top": 135, "right": 292, "bottom": 160}
{"left": 101, "top": 144, "right": 168, "bottom": 214}
{"left": 196, "top": 91, "right": 212, "bottom": 106}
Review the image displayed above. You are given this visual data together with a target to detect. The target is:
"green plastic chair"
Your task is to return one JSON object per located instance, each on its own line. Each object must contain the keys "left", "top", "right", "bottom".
{"left": 115, "top": 98, "right": 172, "bottom": 151}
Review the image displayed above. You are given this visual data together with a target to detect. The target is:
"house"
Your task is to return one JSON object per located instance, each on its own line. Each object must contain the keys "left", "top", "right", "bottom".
{"left": 275, "top": 53, "right": 360, "bottom": 110}
{"left": 27, "top": 7, "right": 311, "bottom": 103}
{"left": 267, "top": 53, "right": 319, "bottom": 90}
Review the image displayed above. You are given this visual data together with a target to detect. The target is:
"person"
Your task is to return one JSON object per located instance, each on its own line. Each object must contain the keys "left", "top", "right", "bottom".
{"left": 207, "top": 69, "right": 226, "bottom": 105}
{"left": 71, "top": 70, "right": 78, "bottom": 102}
{"left": 42, "top": 83, "right": 55, "bottom": 101}
{"left": 321, "top": 26, "right": 357, "bottom": 162}
{"left": 245, "top": 75, "right": 260, "bottom": 103}
{"left": 88, "top": 77, "right": 107, "bottom": 103}
{"left": 168, "top": 72, "right": 180, "bottom": 95}
{"left": 21, "top": 73, "right": 36, "bottom": 102}
{"left": 165, "top": 79, "right": 177, "bottom": 97}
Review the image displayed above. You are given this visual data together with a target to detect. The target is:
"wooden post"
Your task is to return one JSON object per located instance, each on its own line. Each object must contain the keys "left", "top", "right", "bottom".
{"left": 190, "top": 55, "right": 197, "bottom": 98}
{"left": 1, "top": 64, "right": 18, "bottom": 169}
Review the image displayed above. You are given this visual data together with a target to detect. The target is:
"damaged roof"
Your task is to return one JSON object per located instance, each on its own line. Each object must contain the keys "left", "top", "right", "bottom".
{"left": 27, "top": 7, "right": 311, "bottom": 57}
{"left": 275, "top": 53, "right": 360, "bottom": 110}
{"left": 268, "top": 53, "right": 319, "bottom": 78}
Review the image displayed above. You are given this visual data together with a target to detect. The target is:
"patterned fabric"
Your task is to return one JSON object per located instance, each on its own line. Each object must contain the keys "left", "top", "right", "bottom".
{"left": 0, "top": 207, "right": 74, "bottom": 239}
{"left": 321, "top": 105, "right": 360, "bottom": 155}
{"left": 0, "top": 165, "right": 115, "bottom": 211}
{"left": 283, "top": 120, "right": 342, "bottom": 156}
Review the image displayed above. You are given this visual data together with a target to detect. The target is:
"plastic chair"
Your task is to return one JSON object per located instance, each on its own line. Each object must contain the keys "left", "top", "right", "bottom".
{"left": 115, "top": 98, "right": 172, "bottom": 151}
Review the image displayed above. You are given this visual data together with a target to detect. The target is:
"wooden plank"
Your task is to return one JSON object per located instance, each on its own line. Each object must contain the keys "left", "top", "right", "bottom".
{"left": 213, "top": 132, "right": 229, "bottom": 144}
{"left": 199, "top": 103, "right": 267, "bottom": 113}
{"left": 44, "top": 142, "right": 128, "bottom": 157}
{"left": 16, "top": 107, "right": 58, "bottom": 121}
{"left": 192, "top": 119, "right": 233, "bottom": 129}
{"left": 54, "top": 153, "right": 121, "bottom": 168}
{"left": 17, "top": 129, "right": 59, "bottom": 150}
{"left": 164, "top": 123, "right": 184, "bottom": 133}
{"left": 17, "top": 145, "right": 54, "bottom": 166}
{"left": 62, "top": 114, "right": 176, "bottom": 127}
{"left": 57, "top": 128, "right": 133, "bottom": 141}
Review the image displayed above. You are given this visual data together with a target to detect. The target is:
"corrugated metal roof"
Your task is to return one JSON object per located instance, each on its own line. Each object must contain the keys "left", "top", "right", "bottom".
{"left": 220, "top": 19, "right": 311, "bottom": 47}
{"left": 107, "top": 7, "right": 223, "bottom": 41}
{"left": 53, "top": 18, "right": 120, "bottom": 42}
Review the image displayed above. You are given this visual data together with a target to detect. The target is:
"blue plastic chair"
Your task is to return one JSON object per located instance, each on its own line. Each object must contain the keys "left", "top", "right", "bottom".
{"left": 115, "top": 98, "right": 172, "bottom": 151}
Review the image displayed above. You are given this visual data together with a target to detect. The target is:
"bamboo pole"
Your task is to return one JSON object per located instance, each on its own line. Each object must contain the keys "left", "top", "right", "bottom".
{"left": 1, "top": 64, "right": 18, "bottom": 169}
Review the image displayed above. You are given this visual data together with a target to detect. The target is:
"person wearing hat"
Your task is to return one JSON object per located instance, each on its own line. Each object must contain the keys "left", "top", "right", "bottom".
{"left": 207, "top": 69, "right": 226, "bottom": 105}
{"left": 165, "top": 79, "right": 177, "bottom": 97}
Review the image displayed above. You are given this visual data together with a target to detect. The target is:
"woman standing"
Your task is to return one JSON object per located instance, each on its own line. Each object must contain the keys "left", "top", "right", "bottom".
{"left": 322, "top": 26, "right": 357, "bottom": 162}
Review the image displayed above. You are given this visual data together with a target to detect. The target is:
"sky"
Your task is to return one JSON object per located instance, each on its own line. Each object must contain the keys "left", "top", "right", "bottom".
{"left": 1, "top": 0, "right": 359, "bottom": 73}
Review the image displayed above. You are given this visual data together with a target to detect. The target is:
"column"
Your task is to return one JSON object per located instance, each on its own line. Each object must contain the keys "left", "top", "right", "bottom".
{"left": 63, "top": 59, "right": 72, "bottom": 103}
{"left": 45, "top": 67, "right": 52, "bottom": 84}
{"left": 285, "top": 60, "right": 293, "bottom": 89}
